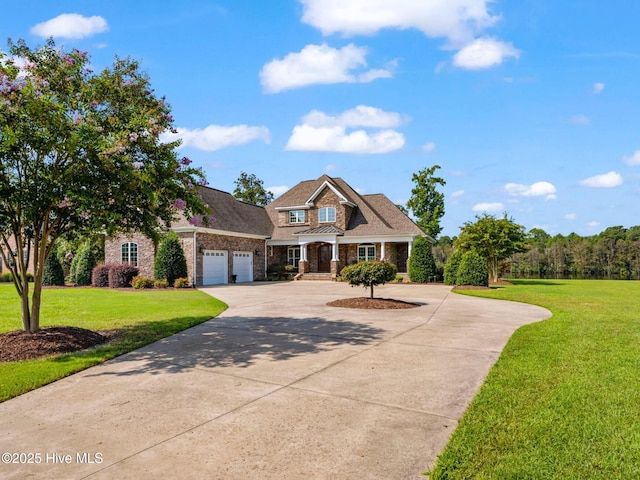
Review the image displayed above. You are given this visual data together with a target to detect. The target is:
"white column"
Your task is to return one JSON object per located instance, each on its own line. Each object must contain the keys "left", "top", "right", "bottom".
{"left": 331, "top": 242, "right": 339, "bottom": 261}
{"left": 301, "top": 243, "right": 308, "bottom": 262}
{"left": 408, "top": 240, "right": 413, "bottom": 258}
{"left": 380, "top": 242, "right": 386, "bottom": 261}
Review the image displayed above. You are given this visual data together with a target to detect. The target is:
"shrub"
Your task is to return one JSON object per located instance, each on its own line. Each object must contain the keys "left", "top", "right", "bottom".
{"left": 456, "top": 250, "right": 489, "bottom": 287}
{"left": 154, "top": 279, "right": 169, "bottom": 289}
{"left": 394, "top": 275, "right": 404, "bottom": 283}
{"left": 91, "top": 264, "right": 112, "bottom": 287}
{"left": 108, "top": 264, "right": 139, "bottom": 288}
{"left": 340, "top": 261, "right": 397, "bottom": 298}
{"left": 71, "top": 243, "right": 96, "bottom": 286}
{"left": 43, "top": 252, "right": 65, "bottom": 286}
{"left": 408, "top": 235, "right": 437, "bottom": 283}
{"left": 0, "top": 272, "right": 12, "bottom": 282}
{"left": 154, "top": 232, "right": 188, "bottom": 287}
{"left": 132, "top": 275, "right": 154, "bottom": 289}
{"left": 173, "top": 277, "right": 190, "bottom": 288}
{"left": 443, "top": 249, "right": 463, "bottom": 285}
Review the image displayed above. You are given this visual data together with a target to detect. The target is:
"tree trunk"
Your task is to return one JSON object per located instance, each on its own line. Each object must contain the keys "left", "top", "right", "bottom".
{"left": 20, "top": 281, "right": 31, "bottom": 333}
{"left": 370, "top": 284, "right": 374, "bottom": 299}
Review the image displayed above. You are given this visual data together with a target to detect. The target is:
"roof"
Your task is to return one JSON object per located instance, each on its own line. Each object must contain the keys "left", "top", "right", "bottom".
{"left": 293, "top": 225, "right": 345, "bottom": 235}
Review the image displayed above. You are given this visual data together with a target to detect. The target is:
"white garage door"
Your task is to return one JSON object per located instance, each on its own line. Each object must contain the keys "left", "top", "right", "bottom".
{"left": 232, "top": 251, "right": 253, "bottom": 283}
{"left": 202, "top": 250, "right": 228, "bottom": 285}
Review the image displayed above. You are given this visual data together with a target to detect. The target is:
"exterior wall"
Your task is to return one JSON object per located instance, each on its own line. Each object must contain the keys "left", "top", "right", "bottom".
{"left": 103, "top": 233, "right": 156, "bottom": 278}
{"left": 194, "top": 233, "right": 265, "bottom": 286}
{"left": 312, "top": 188, "right": 346, "bottom": 229}
{"left": 268, "top": 245, "right": 290, "bottom": 268}
{"left": 0, "top": 236, "right": 36, "bottom": 276}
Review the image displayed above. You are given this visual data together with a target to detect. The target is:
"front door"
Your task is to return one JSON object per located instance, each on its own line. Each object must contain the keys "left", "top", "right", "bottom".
{"left": 318, "top": 244, "right": 331, "bottom": 273}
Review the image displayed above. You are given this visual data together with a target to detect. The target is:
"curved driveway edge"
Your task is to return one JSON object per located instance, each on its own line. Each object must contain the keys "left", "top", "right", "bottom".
{"left": 0, "top": 282, "right": 550, "bottom": 480}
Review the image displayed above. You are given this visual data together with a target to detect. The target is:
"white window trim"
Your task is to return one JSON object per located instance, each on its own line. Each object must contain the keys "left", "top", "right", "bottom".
{"left": 121, "top": 242, "right": 138, "bottom": 266}
{"left": 357, "top": 243, "right": 376, "bottom": 262}
{"left": 289, "top": 210, "right": 306, "bottom": 224}
{"left": 288, "top": 246, "right": 301, "bottom": 269}
{"left": 319, "top": 207, "right": 336, "bottom": 223}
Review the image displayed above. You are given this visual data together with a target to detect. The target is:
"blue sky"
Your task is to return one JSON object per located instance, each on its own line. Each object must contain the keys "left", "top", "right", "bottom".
{"left": 3, "top": 1, "right": 640, "bottom": 238}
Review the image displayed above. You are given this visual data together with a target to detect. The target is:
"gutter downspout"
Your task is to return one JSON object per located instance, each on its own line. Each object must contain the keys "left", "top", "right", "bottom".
{"left": 193, "top": 230, "right": 197, "bottom": 287}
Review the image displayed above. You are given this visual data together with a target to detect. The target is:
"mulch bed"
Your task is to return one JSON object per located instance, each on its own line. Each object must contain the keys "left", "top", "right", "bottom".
{"left": 327, "top": 297, "right": 420, "bottom": 309}
{"left": 0, "top": 326, "right": 115, "bottom": 363}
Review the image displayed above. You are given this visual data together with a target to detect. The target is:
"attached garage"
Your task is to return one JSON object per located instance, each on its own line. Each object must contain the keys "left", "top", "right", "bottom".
{"left": 202, "top": 250, "right": 228, "bottom": 285}
{"left": 232, "top": 251, "right": 253, "bottom": 283}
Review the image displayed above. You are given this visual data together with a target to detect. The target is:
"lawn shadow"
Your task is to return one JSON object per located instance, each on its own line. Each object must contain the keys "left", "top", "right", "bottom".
{"left": 81, "top": 315, "right": 386, "bottom": 376}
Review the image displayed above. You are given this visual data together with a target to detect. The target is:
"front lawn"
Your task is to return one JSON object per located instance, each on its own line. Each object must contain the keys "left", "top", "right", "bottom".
{"left": 0, "top": 285, "right": 226, "bottom": 402}
{"left": 430, "top": 279, "right": 640, "bottom": 479}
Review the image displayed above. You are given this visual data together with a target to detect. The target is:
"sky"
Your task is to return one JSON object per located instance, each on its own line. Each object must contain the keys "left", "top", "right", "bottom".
{"left": 2, "top": 1, "right": 640, "bottom": 238}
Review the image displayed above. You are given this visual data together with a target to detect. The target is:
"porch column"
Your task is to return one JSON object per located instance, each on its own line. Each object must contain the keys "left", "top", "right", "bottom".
{"left": 407, "top": 240, "right": 413, "bottom": 270}
{"left": 299, "top": 243, "right": 309, "bottom": 274}
{"left": 380, "top": 241, "right": 386, "bottom": 261}
{"left": 331, "top": 242, "right": 339, "bottom": 261}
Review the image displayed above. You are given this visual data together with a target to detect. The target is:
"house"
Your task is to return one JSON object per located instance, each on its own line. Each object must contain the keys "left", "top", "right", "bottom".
{"left": 104, "top": 175, "right": 430, "bottom": 285}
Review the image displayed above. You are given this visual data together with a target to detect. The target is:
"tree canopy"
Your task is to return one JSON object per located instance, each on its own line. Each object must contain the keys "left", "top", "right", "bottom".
{"left": 340, "top": 261, "right": 397, "bottom": 299}
{"left": 406, "top": 165, "right": 446, "bottom": 238}
{"left": 455, "top": 213, "right": 528, "bottom": 283}
{"left": 0, "top": 40, "right": 209, "bottom": 332}
{"left": 233, "top": 172, "right": 274, "bottom": 206}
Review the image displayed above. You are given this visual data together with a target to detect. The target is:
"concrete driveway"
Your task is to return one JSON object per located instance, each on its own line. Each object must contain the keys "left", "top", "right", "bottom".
{"left": 0, "top": 282, "right": 550, "bottom": 479}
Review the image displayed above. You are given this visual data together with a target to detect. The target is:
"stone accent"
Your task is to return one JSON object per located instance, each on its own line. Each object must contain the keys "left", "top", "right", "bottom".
{"left": 104, "top": 233, "right": 156, "bottom": 278}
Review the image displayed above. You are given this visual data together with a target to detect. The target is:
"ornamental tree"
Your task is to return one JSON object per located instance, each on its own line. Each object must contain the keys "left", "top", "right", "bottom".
{"left": 408, "top": 235, "right": 436, "bottom": 283}
{"left": 154, "top": 231, "right": 188, "bottom": 286}
{"left": 0, "top": 40, "right": 209, "bottom": 333}
{"left": 340, "top": 261, "right": 397, "bottom": 299}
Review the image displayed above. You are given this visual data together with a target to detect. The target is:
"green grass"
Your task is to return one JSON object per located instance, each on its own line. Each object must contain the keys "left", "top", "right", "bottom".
{"left": 0, "top": 284, "right": 227, "bottom": 402}
{"left": 430, "top": 279, "right": 640, "bottom": 479}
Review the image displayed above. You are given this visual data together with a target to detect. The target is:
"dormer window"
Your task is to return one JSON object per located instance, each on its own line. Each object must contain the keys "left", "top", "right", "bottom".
{"left": 289, "top": 210, "right": 305, "bottom": 224}
{"left": 319, "top": 207, "right": 336, "bottom": 223}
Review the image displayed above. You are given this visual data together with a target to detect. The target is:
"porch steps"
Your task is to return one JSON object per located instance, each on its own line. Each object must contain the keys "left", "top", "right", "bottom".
{"left": 295, "top": 273, "right": 335, "bottom": 281}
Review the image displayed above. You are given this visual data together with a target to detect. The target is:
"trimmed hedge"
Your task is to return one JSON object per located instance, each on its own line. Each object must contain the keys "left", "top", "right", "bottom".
{"left": 43, "top": 252, "right": 65, "bottom": 286}
{"left": 408, "top": 235, "right": 437, "bottom": 283}
{"left": 443, "top": 249, "right": 463, "bottom": 285}
{"left": 456, "top": 250, "right": 489, "bottom": 287}
{"left": 154, "top": 231, "right": 188, "bottom": 286}
{"left": 92, "top": 264, "right": 114, "bottom": 287}
{"left": 72, "top": 244, "right": 96, "bottom": 286}
{"left": 108, "top": 264, "right": 139, "bottom": 288}
{"left": 340, "top": 261, "right": 397, "bottom": 298}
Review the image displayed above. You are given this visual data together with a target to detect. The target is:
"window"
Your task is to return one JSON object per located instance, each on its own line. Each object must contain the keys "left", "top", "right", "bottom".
{"left": 289, "top": 210, "right": 305, "bottom": 224}
{"left": 288, "top": 247, "right": 301, "bottom": 269}
{"left": 121, "top": 242, "right": 138, "bottom": 266}
{"left": 319, "top": 207, "right": 336, "bottom": 223}
{"left": 358, "top": 244, "right": 376, "bottom": 262}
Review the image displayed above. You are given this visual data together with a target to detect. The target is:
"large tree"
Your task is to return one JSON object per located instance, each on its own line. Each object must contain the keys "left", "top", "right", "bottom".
{"left": 406, "top": 165, "right": 446, "bottom": 238}
{"left": 0, "top": 40, "right": 209, "bottom": 333}
{"left": 455, "top": 213, "right": 528, "bottom": 283}
{"left": 233, "top": 172, "right": 274, "bottom": 206}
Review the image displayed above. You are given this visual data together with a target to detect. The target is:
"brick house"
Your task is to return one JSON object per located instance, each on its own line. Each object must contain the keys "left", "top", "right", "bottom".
{"left": 104, "top": 175, "right": 430, "bottom": 286}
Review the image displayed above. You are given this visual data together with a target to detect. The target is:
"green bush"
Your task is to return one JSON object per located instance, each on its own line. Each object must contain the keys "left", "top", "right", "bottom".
{"left": 408, "top": 235, "right": 436, "bottom": 283}
{"left": 131, "top": 275, "right": 154, "bottom": 289}
{"left": 71, "top": 243, "right": 96, "bottom": 286}
{"left": 394, "top": 275, "right": 404, "bottom": 283}
{"left": 154, "top": 232, "right": 188, "bottom": 287}
{"left": 43, "top": 251, "right": 65, "bottom": 286}
{"left": 340, "top": 261, "right": 397, "bottom": 298}
{"left": 173, "top": 277, "right": 190, "bottom": 288}
{"left": 154, "top": 279, "right": 169, "bottom": 289}
{"left": 0, "top": 272, "right": 12, "bottom": 282}
{"left": 443, "top": 249, "right": 463, "bottom": 285}
{"left": 456, "top": 250, "right": 489, "bottom": 287}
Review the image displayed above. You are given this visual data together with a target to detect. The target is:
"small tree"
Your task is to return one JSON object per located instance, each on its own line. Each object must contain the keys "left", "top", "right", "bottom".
{"left": 43, "top": 250, "right": 65, "bottom": 286}
{"left": 233, "top": 172, "right": 274, "bottom": 206}
{"left": 154, "top": 231, "right": 188, "bottom": 286}
{"left": 340, "top": 261, "right": 397, "bottom": 299}
{"left": 443, "top": 249, "right": 463, "bottom": 285}
{"left": 408, "top": 236, "right": 436, "bottom": 283}
{"left": 406, "top": 165, "right": 446, "bottom": 238}
{"left": 456, "top": 250, "right": 489, "bottom": 286}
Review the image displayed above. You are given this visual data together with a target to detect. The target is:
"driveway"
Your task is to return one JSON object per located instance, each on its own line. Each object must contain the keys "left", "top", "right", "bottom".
{"left": 0, "top": 282, "right": 550, "bottom": 479}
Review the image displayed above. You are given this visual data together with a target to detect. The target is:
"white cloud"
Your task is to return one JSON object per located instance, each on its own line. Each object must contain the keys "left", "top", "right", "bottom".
{"left": 31, "top": 13, "right": 108, "bottom": 39}
{"left": 505, "top": 181, "right": 557, "bottom": 200}
{"left": 286, "top": 106, "right": 406, "bottom": 154}
{"left": 259, "top": 43, "right": 394, "bottom": 93}
{"left": 564, "top": 213, "right": 577, "bottom": 220}
{"left": 451, "top": 190, "right": 465, "bottom": 197}
{"left": 299, "top": 0, "right": 498, "bottom": 46}
{"left": 324, "top": 164, "right": 338, "bottom": 173}
{"left": 452, "top": 37, "right": 520, "bottom": 70}
{"left": 593, "top": 82, "right": 605, "bottom": 94}
{"left": 422, "top": 141, "right": 436, "bottom": 153}
{"left": 569, "top": 115, "right": 591, "bottom": 125}
{"left": 161, "top": 124, "right": 271, "bottom": 151}
{"left": 623, "top": 150, "right": 640, "bottom": 166}
{"left": 579, "top": 171, "right": 623, "bottom": 188}
{"left": 267, "top": 185, "right": 289, "bottom": 197}
{"left": 472, "top": 202, "right": 503, "bottom": 212}
{"left": 588, "top": 221, "right": 600, "bottom": 228}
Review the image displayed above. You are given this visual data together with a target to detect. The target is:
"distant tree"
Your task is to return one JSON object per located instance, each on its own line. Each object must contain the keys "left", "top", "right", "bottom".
{"left": 456, "top": 213, "right": 528, "bottom": 283}
{"left": 340, "top": 261, "right": 397, "bottom": 299}
{"left": 154, "top": 231, "right": 188, "bottom": 286}
{"left": 396, "top": 204, "right": 409, "bottom": 215}
{"left": 0, "top": 40, "right": 209, "bottom": 333}
{"left": 406, "top": 165, "right": 446, "bottom": 238}
{"left": 233, "top": 172, "right": 274, "bottom": 206}
{"left": 456, "top": 250, "right": 489, "bottom": 287}
{"left": 408, "top": 236, "right": 436, "bottom": 283}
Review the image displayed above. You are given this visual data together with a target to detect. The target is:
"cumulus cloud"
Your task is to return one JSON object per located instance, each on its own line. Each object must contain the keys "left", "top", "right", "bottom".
{"left": 299, "top": 0, "right": 498, "bottom": 46}
{"left": 623, "top": 150, "right": 640, "bottom": 166}
{"left": 452, "top": 37, "right": 520, "bottom": 70}
{"left": 505, "top": 181, "right": 556, "bottom": 200}
{"left": 260, "top": 43, "right": 394, "bottom": 93}
{"left": 286, "top": 106, "right": 405, "bottom": 154}
{"left": 31, "top": 13, "right": 108, "bottom": 39}
{"left": 579, "top": 171, "right": 623, "bottom": 188}
{"left": 593, "top": 82, "right": 605, "bottom": 94}
{"left": 267, "top": 185, "right": 289, "bottom": 197}
{"left": 472, "top": 202, "right": 504, "bottom": 212}
{"left": 161, "top": 124, "right": 271, "bottom": 151}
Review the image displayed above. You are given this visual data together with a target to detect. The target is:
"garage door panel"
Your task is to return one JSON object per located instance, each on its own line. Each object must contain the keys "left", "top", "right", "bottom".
{"left": 203, "top": 250, "right": 227, "bottom": 285}
{"left": 232, "top": 251, "right": 253, "bottom": 283}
